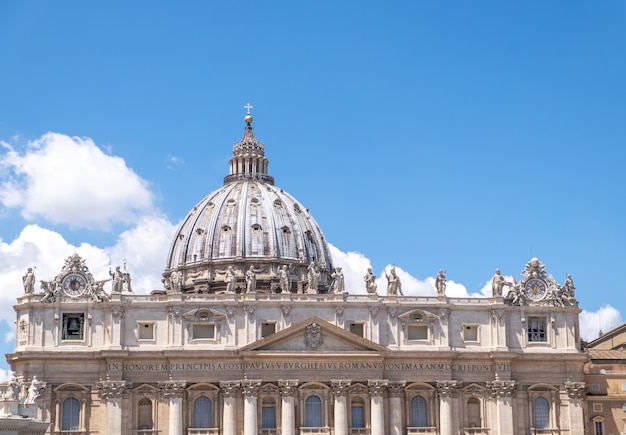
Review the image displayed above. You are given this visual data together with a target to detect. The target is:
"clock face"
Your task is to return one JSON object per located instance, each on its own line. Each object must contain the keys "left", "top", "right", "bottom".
{"left": 63, "top": 274, "right": 87, "bottom": 296}
{"left": 524, "top": 278, "right": 547, "bottom": 301}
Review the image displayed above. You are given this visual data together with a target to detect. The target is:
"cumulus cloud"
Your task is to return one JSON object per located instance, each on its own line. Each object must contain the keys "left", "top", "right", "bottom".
{"left": 0, "top": 219, "right": 175, "bottom": 330}
{"left": 0, "top": 133, "right": 155, "bottom": 228}
{"left": 580, "top": 305, "right": 623, "bottom": 342}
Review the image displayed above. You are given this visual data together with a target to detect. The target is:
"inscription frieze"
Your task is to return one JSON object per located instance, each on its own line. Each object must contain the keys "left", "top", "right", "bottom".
{"left": 107, "top": 361, "right": 510, "bottom": 373}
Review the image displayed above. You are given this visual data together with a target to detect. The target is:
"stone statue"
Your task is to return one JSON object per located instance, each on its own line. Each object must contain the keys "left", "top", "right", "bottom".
{"left": 245, "top": 266, "right": 257, "bottom": 293}
{"left": 564, "top": 274, "right": 575, "bottom": 296}
{"left": 491, "top": 269, "right": 505, "bottom": 297}
{"left": 330, "top": 267, "right": 344, "bottom": 294}
{"left": 40, "top": 280, "right": 57, "bottom": 303}
{"left": 224, "top": 266, "right": 237, "bottom": 293}
{"left": 385, "top": 267, "right": 402, "bottom": 295}
{"left": 364, "top": 268, "right": 377, "bottom": 294}
{"left": 25, "top": 376, "right": 43, "bottom": 404}
{"left": 8, "top": 372, "right": 20, "bottom": 400}
{"left": 90, "top": 279, "right": 111, "bottom": 302}
{"left": 435, "top": 269, "right": 446, "bottom": 296}
{"left": 170, "top": 270, "right": 182, "bottom": 293}
{"left": 307, "top": 261, "right": 320, "bottom": 292}
{"left": 278, "top": 264, "right": 291, "bottom": 293}
{"left": 110, "top": 266, "right": 124, "bottom": 293}
{"left": 504, "top": 278, "right": 525, "bottom": 306}
{"left": 23, "top": 267, "right": 36, "bottom": 294}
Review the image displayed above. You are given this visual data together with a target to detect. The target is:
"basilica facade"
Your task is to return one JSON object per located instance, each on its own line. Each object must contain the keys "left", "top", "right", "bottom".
{"left": 3, "top": 113, "right": 588, "bottom": 435}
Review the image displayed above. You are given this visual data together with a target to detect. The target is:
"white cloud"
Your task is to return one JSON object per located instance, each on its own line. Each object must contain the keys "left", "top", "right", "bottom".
{"left": 0, "top": 133, "right": 155, "bottom": 229}
{"left": 0, "top": 219, "right": 176, "bottom": 333}
{"left": 580, "top": 305, "right": 623, "bottom": 342}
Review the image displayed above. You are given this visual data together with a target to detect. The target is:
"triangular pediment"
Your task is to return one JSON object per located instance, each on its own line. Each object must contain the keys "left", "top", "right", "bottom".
{"left": 240, "top": 316, "right": 387, "bottom": 354}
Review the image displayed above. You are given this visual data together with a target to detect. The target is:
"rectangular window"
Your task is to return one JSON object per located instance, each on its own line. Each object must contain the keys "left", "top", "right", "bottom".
{"left": 349, "top": 323, "right": 364, "bottom": 337}
{"left": 351, "top": 405, "right": 365, "bottom": 428}
{"left": 595, "top": 420, "right": 603, "bottom": 435}
{"left": 261, "top": 322, "right": 276, "bottom": 338}
{"left": 262, "top": 405, "right": 276, "bottom": 428}
{"left": 463, "top": 325, "right": 479, "bottom": 342}
{"left": 62, "top": 313, "right": 85, "bottom": 340}
{"left": 138, "top": 323, "right": 155, "bottom": 340}
{"left": 192, "top": 324, "right": 215, "bottom": 340}
{"left": 407, "top": 325, "right": 428, "bottom": 341}
{"left": 528, "top": 317, "right": 546, "bottom": 342}
{"left": 593, "top": 403, "right": 603, "bottom": 412}
{"left": 591, "top": 383, "right": 600, "bottom": 392}
{"left": 622, "top": 383, "right": 626, "bottom": 391}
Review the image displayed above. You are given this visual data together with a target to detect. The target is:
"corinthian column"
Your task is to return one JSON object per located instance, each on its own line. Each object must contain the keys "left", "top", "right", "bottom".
{"left": 96, "top": 380, "right": 130, "bottom": 435}
{"left": 331, "top": 380, "right": 351, "bottom": 435}
{"left": 488, "top": 380, "right": 516, "bottom": 435}
{"left": 159, "top": 380, "right": 187, "bottom": 435}
{"left": 368, "top": 380, "right": 387, "bottom": 435}
{"left": 220, "top": 382, "right": 240, "bottom": 435}
{"left": 279, "top": 380, "right": 299, "bottom": 435}
{"left": 388, "top": 381, "right": 405, "bottom": 435}
{"left": 564, "top": 381, "right": 585, "bottom": 434}
{"left": 242, "top": 379, "right": 262, "bottom": 435}
{"left": 436, "top": 380, "right": 458, "bottom": 435}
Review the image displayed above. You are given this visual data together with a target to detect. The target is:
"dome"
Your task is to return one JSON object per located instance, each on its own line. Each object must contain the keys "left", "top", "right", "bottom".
{"left": 164, "top": 114, "right": 334, "bottom": 294}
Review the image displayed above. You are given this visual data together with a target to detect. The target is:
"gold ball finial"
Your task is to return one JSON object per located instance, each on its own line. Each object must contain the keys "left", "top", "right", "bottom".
{"left": 244, "top": 114, "right": 253, "bottom": 124}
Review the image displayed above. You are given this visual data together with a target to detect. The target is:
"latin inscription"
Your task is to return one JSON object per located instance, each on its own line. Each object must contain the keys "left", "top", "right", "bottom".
{"left": 107, "top": 361, "right": 510, "bottom": 372}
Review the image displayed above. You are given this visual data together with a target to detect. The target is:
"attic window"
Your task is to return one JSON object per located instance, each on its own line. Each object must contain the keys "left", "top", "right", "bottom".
{"left": 196, "top": 228, "right": 204, "bottom": 235}
{"left": 252, "top": 223, "right": 262, "bottom": 231}
{"left": 282, "top": 226, "right": 291, "bottom": 234}
{"left": 293, "top": 204, "right": 302, "bottom": 214}
{"left": 222, "top": 225, "right": 231, "bottom": 232}
{"left": 274, "top": 199, "right": 282, "bottom": 208}
{"left": 251, "top": 198, "right": 260, "bottom": 205}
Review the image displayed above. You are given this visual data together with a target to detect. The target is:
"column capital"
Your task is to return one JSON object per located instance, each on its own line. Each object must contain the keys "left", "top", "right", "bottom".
{"left": 487, "top": 380, "right": 516, "bottom": 398}
{"left": 368, "top": 379, "right": 388, "bottom": 397}
{"left": 278, "top": 380, "right": 299, "bottom": 397}
{"left": 331, "top": 379, "right": 351, "bottom": 397}
{"left": 436, "top": 380, "right": 458, "bottom": 398}
{"left": 564, "top": 381, "right": 585, "bottom": 400}
{"left": 220, "top": 381, "right": 240, "bottom": 398}
{"left": 387, "top": 381, "right": 406, "bottom": 398}
{"left": 159, "top": 380, "right": 187, "bottom": 399}
{"left": 97, "top": 380, "right": 131, "bottom": 399}
{"left": 241, "top": 379, "right": 262, "bottom": 397}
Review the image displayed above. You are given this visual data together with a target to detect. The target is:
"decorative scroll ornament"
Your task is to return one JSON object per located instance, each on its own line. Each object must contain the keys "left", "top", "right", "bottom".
{"left": 564, "top": 381, "right": 585, "bottom": 400}
{"left": 219, "top": 381, "right": 240, "bottom": 398}
{"left": 97, "top": 380, "right": 130, "bottom": 399}
{"left": 241, "top": 380, "right": 262, "bottom": 397}
{"left": 487, "top": 380, "right": 516, "bottom": 398}
{"left": 331, "top": 379, "right": 351, "bottom": 397}
{"left": 368, "top": 379, "right": 388, "bottom": 397}
{"left": 304, "top": 322, "right": 323, "bottom": 350}
{"left": 387, "top": 381, "right": 406, "bottom": 397}
{"left": 159, "top": 380, "right": 187, "bottom": 399}
{"left": 436, "top": 380, "right": 458, "bottom": 397}
{"left": 278, "top": 380, "right": 299, "bottom": 397}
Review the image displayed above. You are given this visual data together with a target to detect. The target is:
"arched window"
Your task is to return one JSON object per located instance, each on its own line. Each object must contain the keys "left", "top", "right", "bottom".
{"left": 193, "top": 396, "right": 213, "bottom": 428}
{"left": 410, "top": 395, "right": 428, "bottom": 427}
{"left": 351, "top": 399, "right": 365, "bottom": 428}
{"left": 305, "top": 395, "right": 323, "bottom": 427}
{"left": 137, "top": 398, "right": 153, "bottom": 429}
{"left": 467, "top": 398, "right": 481, "bottom": 428}
{"left": 533, "top": 397, "right": 550, "bottom": 429}
{"left": 61, "top": 397, "right": 80, "bottom": 431}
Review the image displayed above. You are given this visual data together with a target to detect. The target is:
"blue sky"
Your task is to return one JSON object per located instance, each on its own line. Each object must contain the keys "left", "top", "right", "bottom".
{"left": 1, "top": 2, "right": 625, "bottom": 378}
